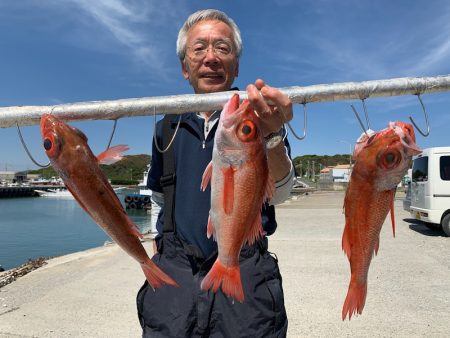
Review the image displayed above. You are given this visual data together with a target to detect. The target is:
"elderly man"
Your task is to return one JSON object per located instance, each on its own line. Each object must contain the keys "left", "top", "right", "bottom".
{"left": 137, "top": 9, "right": 294, "bottom": 338}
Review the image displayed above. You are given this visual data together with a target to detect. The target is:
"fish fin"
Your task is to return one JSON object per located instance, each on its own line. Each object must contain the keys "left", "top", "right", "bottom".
{"left": 245, "top": 212, "right": 264, "bottom": 246}
{"left": 97, "top": 145, "right": 129, "bottom": 165}
{"left": 390, "top": 194, "right": 396, "bottom": 238}
{"left": 201, "top": 161, "right": 213, "bottom": 191}
{"left": 222, "top": 166, "right": 235, "bottom": 215}
{"left": 201, "top": 260, "right": 244, "bottom": 303}
{"left": 342, "top": 281, "right": 367, "bottom": 321}
{"left": 206, "top": 215, "right": 216, "bottom": 240}
{"left": 342, "top": 221, "right": 352, "bottom": 260}
{"left": 141, "top": 259, "right": 178, "bottom": 289}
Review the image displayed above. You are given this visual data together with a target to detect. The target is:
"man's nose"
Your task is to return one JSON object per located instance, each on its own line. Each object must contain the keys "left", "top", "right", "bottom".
{"left": 204, "top": 48, "right": 219, "bottom": 64}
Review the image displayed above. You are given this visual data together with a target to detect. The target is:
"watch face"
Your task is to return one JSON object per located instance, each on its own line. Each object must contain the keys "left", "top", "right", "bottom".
{"left": 266, "top": 134, "right": 283, "bottom": 149}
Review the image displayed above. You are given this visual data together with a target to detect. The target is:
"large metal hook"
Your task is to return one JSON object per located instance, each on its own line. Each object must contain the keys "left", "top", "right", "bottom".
{"left": 409, "top": 94, "right": 430, "bottom": 137}
{"left": 16, "top": 106, "right": 61, "bottom": 168}
{"left": 105, "top": 119, "right": 118, "bottom": 150}
{"left": 350, "top": 96, "right": 371, "bottom": 134}
{"left": 152, "top": 107, "right": 181, "bottom": 153}
{"left": 360, "top": 98, "right": 371, "bottom": 130}
{"left": 16, "top": 122, "right": 51, "bottom": 168}
{"left": 350, "top": 100, "right": 371, "bottom": 137}
{"left": 286, "top": 103, "right": 307, "bottom": 140}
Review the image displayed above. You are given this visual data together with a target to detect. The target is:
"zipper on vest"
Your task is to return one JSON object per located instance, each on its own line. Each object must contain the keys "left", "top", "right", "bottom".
{"left": 202, "top": 140, "right": 206, "bottom": 149}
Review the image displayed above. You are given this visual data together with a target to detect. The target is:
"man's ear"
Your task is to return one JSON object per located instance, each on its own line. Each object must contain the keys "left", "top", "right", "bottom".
{"left": 181, "top": 60, "right": 189, "bottom": 80}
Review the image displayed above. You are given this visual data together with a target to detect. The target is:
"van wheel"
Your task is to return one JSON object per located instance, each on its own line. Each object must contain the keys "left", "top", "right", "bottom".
{"left": 442, "top": 214, "right": 450, "bottom": 237}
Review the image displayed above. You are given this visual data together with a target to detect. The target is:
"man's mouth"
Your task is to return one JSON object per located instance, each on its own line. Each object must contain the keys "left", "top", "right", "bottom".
{"left": 201, "top": 73, "right": 224, "bottom": 79}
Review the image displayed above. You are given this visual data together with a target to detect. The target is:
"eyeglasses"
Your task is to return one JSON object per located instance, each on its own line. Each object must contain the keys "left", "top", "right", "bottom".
{"left": 186, "top": 40, "right": 234, "bottom": 61}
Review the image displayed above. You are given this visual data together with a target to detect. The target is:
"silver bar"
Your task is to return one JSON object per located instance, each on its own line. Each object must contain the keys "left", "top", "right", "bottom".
{"left": 1, "top": 74, "right": 450, "bottom": 128}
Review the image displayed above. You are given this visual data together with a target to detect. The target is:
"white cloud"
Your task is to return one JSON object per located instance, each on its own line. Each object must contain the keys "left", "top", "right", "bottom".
{"left": 65, "top": 0, "right": 186, "bottom": 78}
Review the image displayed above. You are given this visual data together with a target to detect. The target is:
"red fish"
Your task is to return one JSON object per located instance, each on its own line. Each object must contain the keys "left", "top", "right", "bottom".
{"left": 341, "top": 121, "right": 421, "bottom": 320}
{"left": 200, "top": 94, "right": 274, "bottom": 302}
{"left": 40, "top": 114, "right": 178, "bottom": 289}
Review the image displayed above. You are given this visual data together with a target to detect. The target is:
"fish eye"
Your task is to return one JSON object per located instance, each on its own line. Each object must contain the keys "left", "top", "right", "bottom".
{"left": 241, "top": 124, "right": 252, "bottom": 135}
{"left": 43, "top": 133, "right": 61, "bottom": 157}
{"left": 385, "top": 152, "right": 395, "bottom": 163}
{"left": 43, "top": 138, "right": 52, "bottom": 151}
{"left": 380, "top": 150, "right": 401, "bottom": 169}
{"left": 237, "top": 120, "right": 256, "bottom": 142}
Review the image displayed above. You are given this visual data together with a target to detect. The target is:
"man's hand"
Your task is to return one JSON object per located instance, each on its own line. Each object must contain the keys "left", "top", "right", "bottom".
{"left": 246, "top": 79, "right": 294, "bottom": 185}
{"left": 246, "top": 79, "right": 293, "bottom": 137}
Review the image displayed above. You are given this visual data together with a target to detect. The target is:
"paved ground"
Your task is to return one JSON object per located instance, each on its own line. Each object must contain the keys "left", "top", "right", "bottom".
{"left": 0, "top": 191, "right": 449, "bottom": 337}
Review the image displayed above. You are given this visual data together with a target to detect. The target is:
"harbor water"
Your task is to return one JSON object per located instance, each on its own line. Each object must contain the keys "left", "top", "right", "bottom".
{"left": 0, "top": 189, "right": 153, "bottom": 271}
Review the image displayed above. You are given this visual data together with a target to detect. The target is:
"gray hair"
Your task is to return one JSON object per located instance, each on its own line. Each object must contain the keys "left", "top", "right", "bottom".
{"left": 176, "top": 9, "right": 243, "bottom": 61}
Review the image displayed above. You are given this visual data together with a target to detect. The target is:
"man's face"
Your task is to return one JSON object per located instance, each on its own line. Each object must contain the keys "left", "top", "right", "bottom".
{"left": 181, "top": 20, "right": 239, "bottom": 94}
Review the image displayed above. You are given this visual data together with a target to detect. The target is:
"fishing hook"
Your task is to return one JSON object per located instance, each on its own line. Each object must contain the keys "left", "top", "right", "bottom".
{"left": 152, "top": 107, "right": 182, "bottom": 153}
{"left": 361, "top": 98, "right": 371, "bottom": 130}
{"left": 105, "top": 119, "right": 118, "bottom": 150}
{"left": 351, "top": 104, "right": 370, "bottom": 137}
{"left": 16, "top": 122, "right": 51, "bottom": 168}
{"left": 409, "top": 93, "right": 430, "bottom": 137}
{"left": 285, "top": 103, "right": 307, "bottom": 140}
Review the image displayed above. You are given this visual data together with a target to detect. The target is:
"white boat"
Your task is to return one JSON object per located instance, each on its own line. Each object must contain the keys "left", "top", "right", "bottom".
{"left": 138, "top": 165, "right": 152, "bottom": 196}
{"left": 34, "top": 188, "right": 74, "bottom": 198}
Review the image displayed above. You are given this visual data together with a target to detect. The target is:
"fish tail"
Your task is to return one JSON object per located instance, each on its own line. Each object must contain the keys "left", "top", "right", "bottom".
{"left": 141, "top": 260, "right": 179, "bottom": 290}
{"left": 342, "top": 281, "right": 367, "bottom": 321}
{"left": 201, "top": 260, "right": 244, "bottom": 303}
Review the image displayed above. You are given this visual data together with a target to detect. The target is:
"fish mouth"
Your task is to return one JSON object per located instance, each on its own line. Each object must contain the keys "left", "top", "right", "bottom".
{"left": 40, "top": 113, "right": 54, "bottom": 136}
{"left": 221, "top": 94, "right": 242, "bottom": 128}
{"left": 391, "top": 122, "right": 422, "bottom": 156}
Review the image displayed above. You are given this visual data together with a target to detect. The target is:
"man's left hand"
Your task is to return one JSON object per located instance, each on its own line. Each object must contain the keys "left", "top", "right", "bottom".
{"left": 246, "top": 79, "right": 293, "bottom": 137}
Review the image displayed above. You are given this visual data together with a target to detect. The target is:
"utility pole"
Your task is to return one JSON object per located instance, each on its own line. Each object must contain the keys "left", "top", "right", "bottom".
{"left": 312, "top": 161, "right": 315, "bottom": 181}
{"left": 338, "top": 140, "right": 352, "bottom": 166}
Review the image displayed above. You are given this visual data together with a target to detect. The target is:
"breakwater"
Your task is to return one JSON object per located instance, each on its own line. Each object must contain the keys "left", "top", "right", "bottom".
{"left": 0, "top": 186, "right": 65, "bottom": 198}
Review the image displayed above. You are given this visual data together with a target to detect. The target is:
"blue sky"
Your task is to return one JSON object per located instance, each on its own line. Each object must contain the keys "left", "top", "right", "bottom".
{"left": 0, "top": 0, "right": 449, "bottom": 171}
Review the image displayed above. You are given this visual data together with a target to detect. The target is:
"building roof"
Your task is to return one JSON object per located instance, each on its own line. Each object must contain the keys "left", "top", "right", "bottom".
{"left": 333, "top": 164, "right": 352, "bottom": 169}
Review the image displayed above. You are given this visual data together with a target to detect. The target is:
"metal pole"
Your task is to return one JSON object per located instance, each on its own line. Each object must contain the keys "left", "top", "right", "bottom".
{"left": 338, "top": 140, "right": 353, "bottom": 166}
{"left": 0, "top": 74, "right": 450, "bottom": 128}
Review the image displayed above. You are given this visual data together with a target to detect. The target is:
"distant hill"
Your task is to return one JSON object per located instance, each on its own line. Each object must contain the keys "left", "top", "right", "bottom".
{"left": 28, "top": 154, "right": 151, "bottom": 185}
{"left": 28, "top": 153, "right": 350, "bottom": 184}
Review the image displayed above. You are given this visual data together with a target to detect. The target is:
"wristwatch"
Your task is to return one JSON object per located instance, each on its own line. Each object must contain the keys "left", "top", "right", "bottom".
{"left": 264, "top": 128, "right": 284, "bottom": 150}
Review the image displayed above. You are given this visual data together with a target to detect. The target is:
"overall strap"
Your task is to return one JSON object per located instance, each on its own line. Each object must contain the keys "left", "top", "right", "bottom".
{"left": 159, "top": 114, "right": 205, "bottom": 263}
{"left": 160, "top": 114, "right": 177, "bottom": 233}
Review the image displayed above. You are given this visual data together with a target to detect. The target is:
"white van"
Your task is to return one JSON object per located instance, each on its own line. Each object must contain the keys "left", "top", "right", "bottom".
{"left": 410, "top": 147, "right": 450, "bottom": 236}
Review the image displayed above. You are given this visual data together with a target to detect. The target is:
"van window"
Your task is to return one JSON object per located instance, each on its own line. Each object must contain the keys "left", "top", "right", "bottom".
{"left": 412, "top": 156, "right": 428, "bottom": 182}
{"left": 440, "top": 156, "right": 450, "bottom": 181}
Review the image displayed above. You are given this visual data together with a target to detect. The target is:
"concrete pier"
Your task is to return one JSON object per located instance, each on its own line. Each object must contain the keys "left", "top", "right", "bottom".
{"left": 0, "top": 191, "right": 449, "bottom": 337}
{"left": 0, "top": 185, "right": 65, "bottom": 198}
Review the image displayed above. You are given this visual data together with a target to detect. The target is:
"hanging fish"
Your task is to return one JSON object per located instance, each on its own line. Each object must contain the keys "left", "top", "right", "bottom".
{"left": 40, "top": 114, "right": 178, "bottom": 289}
{"left": 341, "top": 121, "right": 421, "bottom": 320}
{"left": 200, "top": 94, "right": 274, "bottom": 302}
